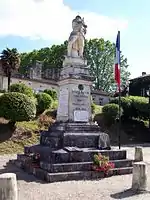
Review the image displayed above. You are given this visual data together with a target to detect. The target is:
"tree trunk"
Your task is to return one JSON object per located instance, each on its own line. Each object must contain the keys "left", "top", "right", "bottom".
{"left": 7, "top": 72, "right": 11, "bottom": 91}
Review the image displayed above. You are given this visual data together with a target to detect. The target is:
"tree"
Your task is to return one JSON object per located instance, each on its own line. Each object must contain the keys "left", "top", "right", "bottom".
{"left": 19, "top": 38, "right": 130, "bottom": 92}
{"left": 19, "top": 41, "right": 67, "bottom": 74}
{"left": 84, "top": 38, "right": 130, "bottom": 92}
{"left": 0, "top": 48, "right": 20, "bottom": 91}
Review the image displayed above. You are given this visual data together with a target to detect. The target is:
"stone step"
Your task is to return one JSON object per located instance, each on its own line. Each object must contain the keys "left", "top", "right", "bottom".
{"left": 46, "top": 167, "right": 133, "bottom": 183}
{"left": 12, "top": 159, "right": 133, "bottom": 183}
{"left": 51, "top": 148, "right": 127, "bottom": 163}
{"left": 40, "top": 159, "right": 133, "bottom": 173}
{"left": 23, "top": 148, "right": 127, "bottom": 163}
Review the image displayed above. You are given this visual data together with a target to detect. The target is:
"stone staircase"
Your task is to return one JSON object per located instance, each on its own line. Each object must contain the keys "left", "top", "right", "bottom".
{"left": 11, "top": 146, "right": 133, "bottom": 183}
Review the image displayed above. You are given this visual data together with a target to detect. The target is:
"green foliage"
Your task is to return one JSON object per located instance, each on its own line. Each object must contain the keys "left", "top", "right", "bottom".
{"left": 102, "top": 103, "right": 122, "bottom": 125}
{"left": 10, "top": 83, "right": 34, "bottom": 97}
{"left": 0, "top": 89, "right": 6, "bottom": 93}
{"left": 84, "top": 39, "right": 130, "bottom": 92}
{"left": 43, "top": 89, "right": 57, "bottom": 100}
{"left": 110, "top": 97, "right": 132, "bottom": 119}
{"left": 0, "top": 92, "right": 36, "bottom": 123}
{"left": 110, "top": 96, "right": 150, "bottom": 120}
{"left": 91, "top": 103, "right": 102, "bottom": 114}
{"left": 20, "top": 41, "right": 67, "bottom": 74}
{"left": 36, "top": 93, "right": 53, "bottom": 114}
{"left": 19, "top": 38, "right": 130, "bottom": 92}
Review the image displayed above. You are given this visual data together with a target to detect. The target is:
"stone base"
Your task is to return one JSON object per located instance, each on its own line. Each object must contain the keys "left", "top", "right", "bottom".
{"left": 10, "top": 149, "right": 133, "bottom": 183}
{"left": 10, "top": 122, "right": 133, "bottom": 182}
{"left": 63, "top": 56, "right": 87, "bottom": 67}
{"left": 60, "top": 57, "right": 93, "bottom": 81}
{"left": 40, "top": 122, "right": 110, "bottom": 149}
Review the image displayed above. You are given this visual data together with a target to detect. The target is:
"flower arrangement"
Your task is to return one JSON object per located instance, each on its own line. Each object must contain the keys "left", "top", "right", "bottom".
{"left": 92, "top": 153, "right": 115, "bottom": 175}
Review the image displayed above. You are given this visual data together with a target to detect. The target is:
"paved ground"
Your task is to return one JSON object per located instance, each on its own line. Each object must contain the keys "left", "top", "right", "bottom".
{"left": 1, "top": 145, "right": 150, "bottom": 200}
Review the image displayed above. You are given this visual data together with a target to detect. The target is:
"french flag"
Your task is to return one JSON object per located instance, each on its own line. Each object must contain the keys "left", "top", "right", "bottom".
{"left": 115, "top": 31, "right": 121, "bottom": 90}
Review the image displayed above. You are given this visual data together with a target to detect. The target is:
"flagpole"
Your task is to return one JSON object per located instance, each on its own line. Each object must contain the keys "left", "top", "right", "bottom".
{"left": 118, "top": 30, "right": 121, "bottom": 149}
{"left": 115, "top": 30, "right": 121, "bottom": 149}
{"left": 118, "top": 85, "right": 121, "bottom": 149}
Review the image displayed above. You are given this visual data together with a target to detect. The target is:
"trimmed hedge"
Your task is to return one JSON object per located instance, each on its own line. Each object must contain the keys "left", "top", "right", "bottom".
{"left": 110, "top": 96, "right": 150, "bottom": 120}
{"left": 36, "top": 93, "right": 53, "bottom": 114}
{"left": 43, "top": 89, "right": 57, "bottom": 100}
{"left": 10, "top": 83, "right": 34, "bottom": 97}
{"left": 102, "top": 103, "right": 122, "bottom": 125}
{"left": 0, "top": 92, "right": 36, "bottom": 122}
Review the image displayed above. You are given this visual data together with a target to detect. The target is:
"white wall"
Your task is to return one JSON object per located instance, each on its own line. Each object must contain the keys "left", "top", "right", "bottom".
{"left": 0, "top": 75, "right": 110, "bottom": 105}
{"left": 0, "top": 75, "right": 59, "bottom": 93}
{"left": 92, "top": 92, "right": 109, "bottom": 105}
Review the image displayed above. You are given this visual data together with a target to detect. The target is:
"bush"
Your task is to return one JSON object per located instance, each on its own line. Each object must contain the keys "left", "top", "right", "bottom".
{"left": 91, "top": 103, "right": 96, "bottom": 114}
{"left": 0, "top": 89, "right": 6, "bottom": 93}
{"left": 36, "top": 93, "right": 53, "bottom": 114}
{"left": 110, "top": 97, "right": 132, "bottom": 119}
{"left": 43, "top": 89, "right": 57, "bottom": 100}
{"left": 110, "top": 96, "right": 150, "bottom": 120}
{"left": 0, "top": 92, "right": 36, "bottom": 123}
{"left": 10, "top": 83, "right": 34, "bottom": 97}
{"left": 129, "top": 96, "right": 149, "bottom": 120}
{"left": 102, "top": 103, "right": 122, "bottom": 126}
{"left": 91, "top": 103, "right": 102, "bottom": 114}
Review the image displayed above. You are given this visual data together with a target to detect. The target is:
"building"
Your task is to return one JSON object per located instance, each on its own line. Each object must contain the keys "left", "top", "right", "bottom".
{"left": 129, "top": 72, "right": 150, "bottom": 97}
{"left": 0, "top": 61, "right": 110, "bottom": 105}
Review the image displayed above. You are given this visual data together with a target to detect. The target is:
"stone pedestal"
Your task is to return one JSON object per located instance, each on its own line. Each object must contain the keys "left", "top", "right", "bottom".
{"left": 57, "top": 56, "right": 93, "bottom": 123}
{"left": 132, "top": 162, "right": 147, "bottom": 191}
{"left": 134, "top": 146, "right": 143, "bottom": 162}
{"left": 0, "top": 173, "right": 18, "bottom": 200}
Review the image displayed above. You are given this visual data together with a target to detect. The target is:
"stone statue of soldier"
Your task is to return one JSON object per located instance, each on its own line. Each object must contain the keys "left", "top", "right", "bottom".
{"left": 67, "top": 15, "right": 87, "bottom": 58}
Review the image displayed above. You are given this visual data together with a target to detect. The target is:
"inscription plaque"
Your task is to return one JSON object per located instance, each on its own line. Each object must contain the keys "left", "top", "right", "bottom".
{"left": 57, "top": 88, "right": 68, "bottom": 116}
{"left": 74, "top": 110, "right": 89, "bottom": 122}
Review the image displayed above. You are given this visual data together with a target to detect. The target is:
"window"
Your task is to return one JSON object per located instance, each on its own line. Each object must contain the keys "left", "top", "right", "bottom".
{"left": 99, "top": 98, "right": 103, "bottom": 105}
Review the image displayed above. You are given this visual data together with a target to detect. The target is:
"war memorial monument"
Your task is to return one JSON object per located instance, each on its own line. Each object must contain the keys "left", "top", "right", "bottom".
{"left": 11, "top": 16, "right": 133, "bottom": 182}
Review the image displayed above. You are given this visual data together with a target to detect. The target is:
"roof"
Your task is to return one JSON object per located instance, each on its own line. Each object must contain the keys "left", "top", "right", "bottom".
{"left": 91, "top": 90, "right": 109, "bottom": 96}
{"left": 129, "top": 74, "right": 150, "bottom": 84}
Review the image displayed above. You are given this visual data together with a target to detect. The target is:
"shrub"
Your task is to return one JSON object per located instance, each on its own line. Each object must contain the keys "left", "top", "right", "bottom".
{"left": 36, "top": 93, "right": 53, "bottom": 114}
{"left": 102, "top": 103, "right": 122, "bottom": 126}
{"left": 129, "top": 96, "right": 149, "bottom": 120}
{"left": 110, "top": 96, "right": 149, "bottom": 120}
{"left": 91, "top": 103, "right": 96, "bottom": 114}
{"left": 43, "top": 89, "right": 57, "bottom": 100}
{"left": 10, "top": 83, "right": 34, "bottom": 97}
{"left": 110, "top": 97, "right": 132, "bottom": 119}
{"left": 51, "top": 100, "right": 58, "bottom": 110}
{"left": 93, "top": 113, "right": 105, "bottom": 127}
{"left": 0, "top": 92, "right": 36, "bottom": 123}
{"left": 0, "top": 89, "right": 6, "bottom": 93}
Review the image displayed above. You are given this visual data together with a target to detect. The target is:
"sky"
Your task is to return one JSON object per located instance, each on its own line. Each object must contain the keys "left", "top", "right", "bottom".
{"left": 0, "top": 0, "right": 149, "bottom": 79}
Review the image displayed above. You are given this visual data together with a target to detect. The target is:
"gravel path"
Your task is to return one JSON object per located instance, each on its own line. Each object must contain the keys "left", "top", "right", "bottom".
{"left": 1, "top": 145, "right": 150, "bottom": 200}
